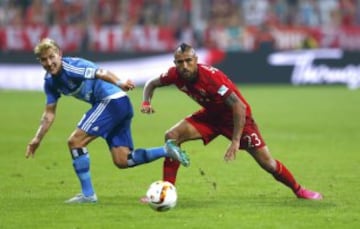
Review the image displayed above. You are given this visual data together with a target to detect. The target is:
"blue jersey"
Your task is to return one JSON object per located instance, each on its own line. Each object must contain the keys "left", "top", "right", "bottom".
{"left": 44, "top": 57, "right": 124, "bottom": 105}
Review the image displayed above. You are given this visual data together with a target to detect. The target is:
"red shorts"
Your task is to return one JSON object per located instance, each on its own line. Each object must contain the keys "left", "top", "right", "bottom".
{"left": 185, "top": 109, "right": 266, "bottom": 150}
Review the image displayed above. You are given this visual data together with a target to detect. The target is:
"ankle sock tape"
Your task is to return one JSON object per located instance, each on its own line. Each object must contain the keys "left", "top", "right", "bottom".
{"left": 70, "top": 147, "right": 88, "bottom": 159}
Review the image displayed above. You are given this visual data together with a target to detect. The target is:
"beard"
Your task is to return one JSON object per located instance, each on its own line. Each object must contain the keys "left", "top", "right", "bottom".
{"left": 181, "top": 71, "right": 197, "bottom": 83}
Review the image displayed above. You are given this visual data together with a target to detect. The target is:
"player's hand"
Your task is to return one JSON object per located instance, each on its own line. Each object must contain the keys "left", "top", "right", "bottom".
{"left": 140, "top": 101, "right": 155, "bottom": 114}
{"left": 224, "top": 142, "right": 240, "bottom": 162}
{"left": 119, "top": 79, "right": 135, "bottom": 91}
{"left": 26, "top": 138, "right": 40, "bottom": 159}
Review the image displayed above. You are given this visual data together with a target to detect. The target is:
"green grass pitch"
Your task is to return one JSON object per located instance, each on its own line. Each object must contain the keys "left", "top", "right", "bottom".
{"left": 0, "top": 85, "right": 359, "bottom": 229}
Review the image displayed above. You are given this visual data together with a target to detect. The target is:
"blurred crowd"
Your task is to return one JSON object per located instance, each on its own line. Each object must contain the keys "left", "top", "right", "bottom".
{"left": 1, "top": 0, "right": 360, "bottom": 51}
{"left": 0, "top": 0, "right": 191, "bottom": 27}
{"left": 1, "top": 0, "right": 360, "bottom": 28}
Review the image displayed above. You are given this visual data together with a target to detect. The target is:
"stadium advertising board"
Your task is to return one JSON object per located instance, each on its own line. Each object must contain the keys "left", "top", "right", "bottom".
{"left": 1, "top": 48, "right": 359, "bottom": 90}
{"left": 268, "top": 49, "right": 360, "bottom": 89}
{"left": 2, "top": 25, "right": 360, "bottom": 52}
{"left": 208, "top": 48, "right": 360, "bottom": 89}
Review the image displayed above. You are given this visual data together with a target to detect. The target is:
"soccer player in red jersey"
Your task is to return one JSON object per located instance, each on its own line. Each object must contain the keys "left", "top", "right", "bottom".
{"left": 141, "top": 43, "right": 322, "bottom": 200}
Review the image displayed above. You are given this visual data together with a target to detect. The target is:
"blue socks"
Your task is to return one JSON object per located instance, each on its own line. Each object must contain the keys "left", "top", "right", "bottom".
{"left": 127, "top": 147, "right": 167, "bottom": 167}
{"left": 71, "top": 147, "right": 167, "bottom": 195}
{"left": 72, "top": 153, "right": 94, "bottom": 197}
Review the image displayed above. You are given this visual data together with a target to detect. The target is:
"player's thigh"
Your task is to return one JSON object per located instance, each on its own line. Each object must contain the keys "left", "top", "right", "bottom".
{"left": 165, "top": 119, "right": 202, "bottom": 143}
{"left": 240, "top": 117, "right": 266, "bottom": 150}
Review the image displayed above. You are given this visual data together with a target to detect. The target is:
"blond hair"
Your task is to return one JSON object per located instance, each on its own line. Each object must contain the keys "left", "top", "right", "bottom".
{"left": 34, "top": 38, "right": 60, "bottom": 57}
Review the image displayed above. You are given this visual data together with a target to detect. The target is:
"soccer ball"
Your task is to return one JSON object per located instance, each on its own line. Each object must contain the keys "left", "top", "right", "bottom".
{"left": 146, "top": 180, "right": 177, "bottom": 212}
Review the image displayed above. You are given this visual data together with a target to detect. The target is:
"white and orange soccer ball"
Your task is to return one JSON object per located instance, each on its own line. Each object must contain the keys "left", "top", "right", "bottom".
{"left": 146, "top": 180, "right": 177, "bottom": 212}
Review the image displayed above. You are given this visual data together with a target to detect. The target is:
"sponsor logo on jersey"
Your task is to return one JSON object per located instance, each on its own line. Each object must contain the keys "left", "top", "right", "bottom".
{"left": 217, "top": 85, "right": 228, "bottom": 96}
{"left": 85, "top": 68, "right": 96, "bottom": 79}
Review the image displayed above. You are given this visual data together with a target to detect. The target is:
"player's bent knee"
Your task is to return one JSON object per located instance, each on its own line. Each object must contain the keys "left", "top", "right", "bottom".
{"left": 67, "top": 136, "right": 85, "bottom": 148}
{"left": 113, "top": 160, "right": 128, "bottom": 169}
{"left": 67, "top": 137, "right": 77, "bottom": 148}
{"left": 165, "top": 131, "right": 178, "bottom": 141}
{"left": 111, "top": 147, "right": 130, "bottom": 169}
{"left": 112, "top": 155, "right": 129, "bottom": 169}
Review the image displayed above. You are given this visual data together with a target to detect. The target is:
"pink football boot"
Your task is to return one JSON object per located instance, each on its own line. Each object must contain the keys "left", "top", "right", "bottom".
{"left": 296, "top": 187, "right": 323, "bottom": 200}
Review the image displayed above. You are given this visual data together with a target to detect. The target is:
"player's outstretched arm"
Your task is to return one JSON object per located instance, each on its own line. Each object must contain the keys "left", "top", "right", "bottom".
{"left": 223, "top": 92, "right": 246, "bottom": 162}
{"left": 26, "top": 104, "right": 56, "bottom": 158}
{"left": 95, "top": 68, "right": 135, "bottom": 91}
{"left": 141, "top": 76, "right": 162, "bottom": 114}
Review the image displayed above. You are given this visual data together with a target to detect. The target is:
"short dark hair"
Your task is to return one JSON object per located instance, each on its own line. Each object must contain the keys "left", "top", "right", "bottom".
{"left": 179, "top": 43, "right": 191, "bottom": 52}
{"left": 175, "top": 43, "right": 196, "bottom": 55}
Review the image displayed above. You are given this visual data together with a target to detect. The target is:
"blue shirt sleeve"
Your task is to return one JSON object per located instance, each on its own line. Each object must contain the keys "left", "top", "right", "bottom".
{"left": 62, "top": 57, "right": 98, "bottom": 80}
{"left": 42, "top": 57, "right": 123, "bottom": 104}
{"left": 44, "top": 75, "right": 61, "bottom": 104}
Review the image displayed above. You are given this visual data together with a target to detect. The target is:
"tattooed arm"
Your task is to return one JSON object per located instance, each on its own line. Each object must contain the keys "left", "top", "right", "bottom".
{"left": 223, "top": 92, "right": 247, "bottom": 161}
{"left": 26, "top": 103, "right": 57, "bottom": 158}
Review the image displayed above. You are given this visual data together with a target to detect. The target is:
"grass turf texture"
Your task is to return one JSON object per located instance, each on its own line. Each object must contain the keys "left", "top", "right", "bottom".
{"left": 0, "top": 85, "right": 359, "bottom": 229}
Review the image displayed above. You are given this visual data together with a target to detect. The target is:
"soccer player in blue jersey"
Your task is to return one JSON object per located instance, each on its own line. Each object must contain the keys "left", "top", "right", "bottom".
{"left": 25, "top": 38, "right": 190, "bottom": 204}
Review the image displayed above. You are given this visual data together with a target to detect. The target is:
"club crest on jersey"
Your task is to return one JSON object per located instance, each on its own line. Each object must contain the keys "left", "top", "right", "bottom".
{"left": 217, "top": 85, "right": 228, "bottom": 96}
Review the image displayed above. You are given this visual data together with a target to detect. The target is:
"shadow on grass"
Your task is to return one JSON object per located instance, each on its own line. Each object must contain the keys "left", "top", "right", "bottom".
{"left": 177, "top": 195, "right": 336, "bottom": 210}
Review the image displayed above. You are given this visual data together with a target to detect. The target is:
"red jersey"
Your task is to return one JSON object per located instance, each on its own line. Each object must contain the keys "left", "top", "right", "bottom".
{"left": 160, "top": 64, "right": 252, "bottom": 117}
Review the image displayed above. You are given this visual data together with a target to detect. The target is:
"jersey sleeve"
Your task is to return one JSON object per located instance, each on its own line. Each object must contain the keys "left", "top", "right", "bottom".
{"left": 214, "top": 71, "right": 233, "bottom": 99}
{"left": 159, "top": 67, "right": 177, "bottom": 85}
{"left": 201, "top": 64, "right": 233, "bottom": 99}
{"left": 206, "top": 66, "right": 251, "bottom": 115}
{"left": 62, "top": 58, "right": 99, "bottom": 79}
{"left": 44, "top": 80, "right": 61, "bottom": 105}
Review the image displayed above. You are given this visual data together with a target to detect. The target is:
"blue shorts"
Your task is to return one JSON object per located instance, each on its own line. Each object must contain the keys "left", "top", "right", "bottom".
{"left": 77, "top": 95, "right": 134, "bottom": 150}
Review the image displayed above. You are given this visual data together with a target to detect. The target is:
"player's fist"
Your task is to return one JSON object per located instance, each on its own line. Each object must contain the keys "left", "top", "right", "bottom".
{"left": 141, "top": 101, "right": 155, "bottom": 114}
{"left": 119, "top": 79, "right": 135, "bottom": 91}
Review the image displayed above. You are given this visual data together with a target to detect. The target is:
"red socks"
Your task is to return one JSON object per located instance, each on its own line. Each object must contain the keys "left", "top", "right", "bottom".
{"left": 163, "top": 157, "right": 181, "bottom": 185}
{"left": 163, "top": 157, "right": 301, "bottom": 193}
{"left": 272, "top": 160, "right": 300, "bottom": 192}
